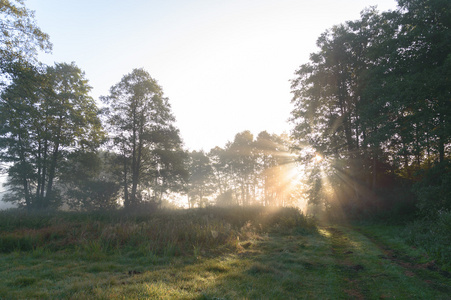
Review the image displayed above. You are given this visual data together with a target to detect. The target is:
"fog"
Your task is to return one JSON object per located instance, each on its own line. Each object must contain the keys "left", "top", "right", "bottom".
{"left": 0, "top": 175, "right": 16, "bottom": 210}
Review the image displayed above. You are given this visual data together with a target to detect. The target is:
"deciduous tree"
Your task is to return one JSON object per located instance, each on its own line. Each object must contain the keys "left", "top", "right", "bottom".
{"left": 102, "top": 68, "right": 185, "bottom": 209}
{"left": 0, "top": 0, "right": 51, "bottom": 68}
{"left": 0, "top": 62, "right": 103, "bottom": 209}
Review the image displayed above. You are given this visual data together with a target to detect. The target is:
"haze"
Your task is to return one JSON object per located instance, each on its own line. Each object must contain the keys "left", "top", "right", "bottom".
{"left": 27, "top": 0, "right": 397, "bottom": 151}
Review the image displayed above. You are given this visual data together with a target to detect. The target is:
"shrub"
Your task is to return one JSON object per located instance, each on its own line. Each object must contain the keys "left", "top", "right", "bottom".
{"left": 403, "top": 210, "right": 451, "bottom": 270}
{"left": 413, "top": 160, "right": 451, "bottom": 218}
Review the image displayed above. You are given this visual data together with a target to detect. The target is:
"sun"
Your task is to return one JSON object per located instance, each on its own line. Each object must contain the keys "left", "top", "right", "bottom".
{"left": 314, "top": 153, "right": 323, "bottom": 163}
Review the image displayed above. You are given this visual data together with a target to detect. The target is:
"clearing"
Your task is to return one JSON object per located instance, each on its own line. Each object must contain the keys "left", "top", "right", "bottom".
{"left": 1, "top": 223, "right": 450, "bottom": 299}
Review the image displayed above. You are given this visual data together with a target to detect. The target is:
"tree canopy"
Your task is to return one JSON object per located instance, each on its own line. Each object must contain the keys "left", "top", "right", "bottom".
{"left": 290, "top": 0, "right": 451, "bottom": 217}
{"left": 0, "top": 0, "right": 449, "bottom": 218}
{"left": 102, "top": 68, "right": 186, "bottom": 209}
{"left": 0, "top": 62, "right": 104, "bottom": 209}
{"left": 0, "top": 0, "right": 51, "bottom": 67}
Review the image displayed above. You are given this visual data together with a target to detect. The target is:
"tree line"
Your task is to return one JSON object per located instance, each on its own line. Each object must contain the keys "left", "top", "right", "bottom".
{"left": 290, "top": 0, "right": 450, "bottom": 218}
{"left": 1, "top": 0, "right": 449, "bottom": 217}
{"left": 0, "top": 1, "right": 302, "bottom": 211}
{"left": 187, "top": 131, "right": 300, "bottom": 208}
{"left": 0, "top": 61, "right": 299, "bottom": 210}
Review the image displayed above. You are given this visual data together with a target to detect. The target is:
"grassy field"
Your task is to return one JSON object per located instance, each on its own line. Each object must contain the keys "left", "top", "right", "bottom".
{"left": 0, "top": 207, "right": 450, "bottom": 299}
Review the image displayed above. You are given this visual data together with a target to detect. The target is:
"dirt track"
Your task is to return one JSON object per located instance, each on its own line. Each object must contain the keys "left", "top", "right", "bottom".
{"left": 322, "top": 225, "right": 451, "bottom": 299}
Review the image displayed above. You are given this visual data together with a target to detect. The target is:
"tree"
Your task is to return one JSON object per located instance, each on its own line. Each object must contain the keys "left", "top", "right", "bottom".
{"left": 208, "top": 146, "right": 236, "bottom": 206}
{"left": 226, "top": 131, "right": 258, "bottom": 206}
{"left": 187, "top": 150, "right": 215, "bottom": 208}
{"left": 254, "top": 131, "right": 295, "bottom": 206}
{"left": 0, "top": 62, "right": 104, "bottom": 209}
{"left": 143, "top": 127, "right": 188, "bottom": 204}
{"left": 0, "top": 63, "right": 43, "bottom": 207}
{"left": 0, "top": 0, "right": 52, "bottom": 68}
{"left": 290, "top": 0, "right": 451, "bottom": 217}
{"left": 102, "top": 68, "right": 184, "bottom": 209}
{"left": 395, "top": 0, "right": 451, "bottom": 164}
{"left": 206, "top": 131, "right": 298, "bottom": 207}
{"left": 59, "top": 151, "right": 120, "bottom": 211}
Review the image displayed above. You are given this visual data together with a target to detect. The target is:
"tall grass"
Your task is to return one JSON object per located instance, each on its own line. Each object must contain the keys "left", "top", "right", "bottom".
{"left": 403, "top": 210, "right": 451, "bottom": 270}
{"left": 0, "top": 206, "right": 316, "bottom": 257}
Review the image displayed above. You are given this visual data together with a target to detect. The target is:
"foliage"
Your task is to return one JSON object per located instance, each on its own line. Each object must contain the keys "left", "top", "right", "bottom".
{"left": 0, "top": 206, "right": 315, "bottom": 254}
{"left": 403, "top": 210, "right": 451, "bottom": 269}
{"left": 186, "top": 130, "right": 301, "bottom": 208}
{"left": 0, "top": 0, "right": 52, "bottom": 67}
{"left": 187, "top": 150, "right": 215, "bottom": 207}
{"left": 290, "top": 0, "right": 451, "bottom": 217}
{"left": 101, "top": 68, "right": 187, "bottom": 209}
{"left": 413, "top": 160, "right": 451, "bottom": 217}
{"left": 0, "top": 62, "right": 104, "bottom": 209}
{"left": 59, "top": 151, "right": 120, "bottom": 211}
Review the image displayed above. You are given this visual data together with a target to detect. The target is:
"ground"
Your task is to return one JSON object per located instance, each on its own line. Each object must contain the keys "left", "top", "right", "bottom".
{"left": 1, "top": 223, "right": 450, "bottom": 299}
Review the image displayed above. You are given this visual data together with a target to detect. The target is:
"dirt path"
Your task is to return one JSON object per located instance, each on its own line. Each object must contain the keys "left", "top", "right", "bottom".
{"left": 355, "top": 226, "right": 451, "bottom": 296}
{"left": 321, "top": 225, "right": 451, "bottom": 299}
{"left": 326, "top": 227, "right": 367, "bottom": 299}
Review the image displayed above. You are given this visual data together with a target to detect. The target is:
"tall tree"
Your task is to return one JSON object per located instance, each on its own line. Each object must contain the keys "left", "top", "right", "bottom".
{"left": 144, "top": 127, "right": 188, "bottom": 204}
{"left": 291, "top": 0, "right": 451, "bottom": 216}
{"left": 0, "top": 63, "right": 43, "bottom": 207}
{"left": 205, "top": 131, "right": 298, "bottom": 207}
{"left": 59, "top": 151, "right": 120, "bottom": 211}
{"left": 0, "top": 0, "right": 51, "bottom": 68}
{"left": 187, "top": 150, "right": 215, "bottom": 208}
{"left": 227, "top": 131, "right": 258, "bottom": 206}
{"left": 254, "top": 131, "right": 295, "bottom": 206}
{"left": 102, "top": 68, "right": 184, "bottom": 209}
{"left": 0, "top": 62, "right": 104, "bottom": 209}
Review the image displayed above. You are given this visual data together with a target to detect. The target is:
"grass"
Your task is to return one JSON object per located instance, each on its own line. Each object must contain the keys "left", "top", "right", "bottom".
{"left": 353, "top": 213, "right": 451, "bottom": 272}
{"left": 0, "top": 207, "right": 450, "bottom": 299}
{"left": 0, "top": 206, "right": 315, "bottom": 256}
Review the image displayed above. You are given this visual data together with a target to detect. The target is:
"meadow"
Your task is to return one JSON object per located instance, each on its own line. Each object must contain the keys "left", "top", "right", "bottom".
{"left": 0, "top": 206, "right": 450, "bottom": 299}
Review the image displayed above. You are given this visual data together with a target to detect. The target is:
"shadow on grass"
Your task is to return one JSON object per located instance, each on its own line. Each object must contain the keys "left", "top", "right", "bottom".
{"left": 3, "top": 209, "right": 450, "bottom": 299}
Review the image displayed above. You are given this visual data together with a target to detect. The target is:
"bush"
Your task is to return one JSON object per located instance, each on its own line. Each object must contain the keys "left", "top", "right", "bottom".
{"left": 0, "top": 234, "right": 36, "bottom": 253}
{"left": 403, "top": 210, "right": 451, "bottom": 270}
{"left": 413, "top": 160, "right": 451, "bottom": 217}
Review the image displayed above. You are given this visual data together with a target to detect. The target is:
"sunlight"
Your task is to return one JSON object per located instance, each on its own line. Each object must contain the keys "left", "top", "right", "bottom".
{"left": 318, "top": 228, "right": 331, "bottom": 238}
{"left": 314, "top": 153, "right": 323, "bottom": 163}
{"left": 243, "top": 139, "right": 309, "bottom": 211}
{"left": 268, "top": 156, "right": 307, "bottom": 211}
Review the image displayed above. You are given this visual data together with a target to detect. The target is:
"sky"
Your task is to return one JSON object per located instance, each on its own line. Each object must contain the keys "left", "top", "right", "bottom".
{"left": 24, "top": 0, "right": 397, "bottom": 152}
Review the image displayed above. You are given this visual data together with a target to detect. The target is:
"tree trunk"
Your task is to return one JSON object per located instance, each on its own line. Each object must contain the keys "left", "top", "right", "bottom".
{"left": 40, "top": 138, "right": 48, "bottom": 200}
{"left": 35, "top": 139, "right": 42, "bottom": 200}
{"left": 46, "top": 143, "right": 59, "bottom": 205}
{"left": 18, "top": 133, "right": 31, "bottom": 208}
{"left": 123, "top": 154, "right": 129, "bottom": 208}
{"left": 438, "top": 113, "right": 445, "bottom": 163}
{"left": 46, "top": 115, "right": 64, "bottom": 207}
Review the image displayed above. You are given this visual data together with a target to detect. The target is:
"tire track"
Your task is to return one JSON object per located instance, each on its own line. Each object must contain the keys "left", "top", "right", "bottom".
{"left": 355, "top": 227, "right": 451, "bottom": 295}
{"left": 326, "top": 227, "right": 367, "bottom": 299}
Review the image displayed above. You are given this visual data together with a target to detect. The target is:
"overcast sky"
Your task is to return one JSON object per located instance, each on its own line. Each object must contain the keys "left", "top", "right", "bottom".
{"left": 25, "top": 0, "right": 398, "bottom": 151}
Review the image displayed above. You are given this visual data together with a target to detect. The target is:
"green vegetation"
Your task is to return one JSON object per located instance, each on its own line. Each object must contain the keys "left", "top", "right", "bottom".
{"left": 1, "top": 208, "right": 450, "bottom": 299}
{"left": 289, "top": 1, "right": 451, "bottom": 273}
{"left": 403, "top": 212, "right": 451, "bottom": 270}
{"left": 0, "top": 207, "right": 315, "bottom": 256}
{"left": 1, "top": 0, "right": 449, "bottom": 218}
{"left": 0, "top": 0, "right": 52, "bottom": 67}
{"left": 290, "top": 0, "right": 451, "bottom": 220}
{"left": 1, "top": 0, "right": 451, "bottom": 298}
